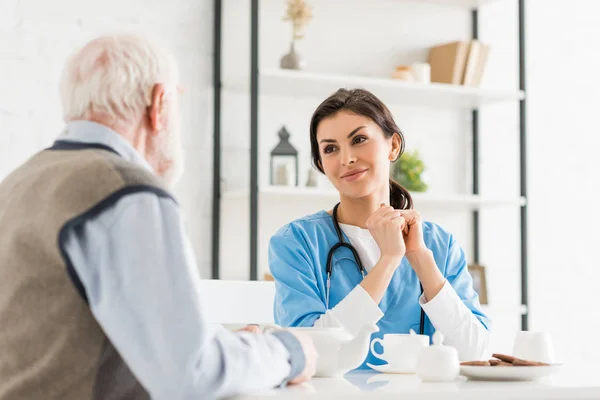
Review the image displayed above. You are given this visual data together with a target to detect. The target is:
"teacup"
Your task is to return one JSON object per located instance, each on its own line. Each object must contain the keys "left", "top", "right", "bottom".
{"left": 370, "top": 333, "right": 429, "bottom": 373}
{"left": 512, "top": 331, "right": 555, "bottom": 364}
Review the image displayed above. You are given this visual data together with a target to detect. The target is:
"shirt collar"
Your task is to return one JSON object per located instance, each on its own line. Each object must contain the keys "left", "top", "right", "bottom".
{"left": 58, "top": 120, "right": 153, "bottom": 172}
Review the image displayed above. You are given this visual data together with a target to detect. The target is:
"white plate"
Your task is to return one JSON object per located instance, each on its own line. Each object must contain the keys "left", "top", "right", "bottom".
{"left": 460, "top": 365, "right": 561, "bottom": 381}
{"left": 366, "top": 362, "right": 415, "bottom": 374}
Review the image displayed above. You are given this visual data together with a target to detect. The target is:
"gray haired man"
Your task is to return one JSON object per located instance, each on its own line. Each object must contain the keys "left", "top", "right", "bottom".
{"left": 0, "top": 33, "right": 316, "bottom": 400}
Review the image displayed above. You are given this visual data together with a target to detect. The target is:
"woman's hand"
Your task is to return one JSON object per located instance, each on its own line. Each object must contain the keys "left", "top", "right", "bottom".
{"left": 366, "top": 204, "right": 407, "bottom": 263}
{"left": 398, "top": 210, "right": 445, "bottom": 301}
{"left": 398, "top": 210, "right": 428, "bottom": 257}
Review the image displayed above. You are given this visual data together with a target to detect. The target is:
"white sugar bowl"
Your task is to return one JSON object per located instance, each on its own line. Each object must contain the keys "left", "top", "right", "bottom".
{"left": 416, "top": 331, "right": 459, "bottom": 382}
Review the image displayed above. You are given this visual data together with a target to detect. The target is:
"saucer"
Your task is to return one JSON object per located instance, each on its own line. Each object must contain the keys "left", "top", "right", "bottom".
{"left": 460, "top": 364, "right": 561, "bottom": 381}
{"left": 366, "top": 362, "right": 416, "bottom": 374}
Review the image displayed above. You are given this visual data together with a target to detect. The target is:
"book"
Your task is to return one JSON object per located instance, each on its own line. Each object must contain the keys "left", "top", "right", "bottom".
{"left": 462, "top": 40, "right": 482, "bottom": 86}
{"left": 471, "top": 43, "right": 490, "bottom": 87}
{"left": 428, "top": 41, "right": 470, "bottom": 85}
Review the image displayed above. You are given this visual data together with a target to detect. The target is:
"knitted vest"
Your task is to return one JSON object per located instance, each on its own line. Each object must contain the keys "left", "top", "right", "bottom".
{"left": 0, "top": 141, "right": 174, "bottom": 400}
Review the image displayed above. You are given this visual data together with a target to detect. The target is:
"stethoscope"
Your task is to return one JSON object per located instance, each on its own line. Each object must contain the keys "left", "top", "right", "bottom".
{"left": 325, "top": 202, "right": 426, "bottom": 336}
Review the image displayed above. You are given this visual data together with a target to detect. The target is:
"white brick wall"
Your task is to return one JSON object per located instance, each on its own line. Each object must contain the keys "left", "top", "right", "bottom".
{"left": 0, "top": 0, "right": 214, "bottom": 277}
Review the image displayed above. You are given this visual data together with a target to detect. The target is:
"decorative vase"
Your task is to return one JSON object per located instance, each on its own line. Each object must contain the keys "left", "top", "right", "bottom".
{"left": 280, "top": 41, "right": 306, "bottom": 70}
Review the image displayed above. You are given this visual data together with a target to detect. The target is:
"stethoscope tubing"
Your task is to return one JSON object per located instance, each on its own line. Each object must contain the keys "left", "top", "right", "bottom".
{"left": 325, "top": 202, "right": 425, "bottom": 335}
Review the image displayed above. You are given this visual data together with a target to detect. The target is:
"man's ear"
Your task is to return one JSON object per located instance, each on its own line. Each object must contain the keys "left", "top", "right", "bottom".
{"left": 148, "top": 83, "right": 167, "bottom": 134}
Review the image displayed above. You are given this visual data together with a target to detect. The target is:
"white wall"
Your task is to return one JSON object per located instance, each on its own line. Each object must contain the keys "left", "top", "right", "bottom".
{"left": 0, "top": 0, "right": 214, "bottom": 277}
{"left": 527, "top": 0, "right": 600, "bottom": 364}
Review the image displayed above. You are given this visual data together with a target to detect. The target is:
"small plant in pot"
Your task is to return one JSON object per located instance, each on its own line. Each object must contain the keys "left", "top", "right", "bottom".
{"left": 391, "top": 150, "right": 429, "bottom": 192}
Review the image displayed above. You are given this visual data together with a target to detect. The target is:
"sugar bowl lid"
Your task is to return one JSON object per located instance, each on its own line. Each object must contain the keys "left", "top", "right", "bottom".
{"left": 422, "top": 331, "right": 458, "bottom": 358}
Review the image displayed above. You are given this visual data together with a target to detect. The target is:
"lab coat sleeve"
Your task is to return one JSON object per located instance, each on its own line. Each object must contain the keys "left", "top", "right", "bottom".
{"left": 419, "top": 235, "right": 491, "bottom": 361}
{"left": 269, "top": 229, "right": 383, "bottom": 336}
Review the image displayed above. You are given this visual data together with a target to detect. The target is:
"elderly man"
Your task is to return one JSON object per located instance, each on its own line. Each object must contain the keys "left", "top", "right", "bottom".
{"left": 0, "top": 34, "right": 316, "bottom": 399}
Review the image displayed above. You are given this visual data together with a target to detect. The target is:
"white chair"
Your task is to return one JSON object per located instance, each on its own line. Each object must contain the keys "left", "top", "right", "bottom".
{"left": 199, "top": 279, "right": 276, "bottom": 325}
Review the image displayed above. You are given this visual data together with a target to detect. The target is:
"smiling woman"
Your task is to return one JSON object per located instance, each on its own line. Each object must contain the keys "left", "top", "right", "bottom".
{"left": 309, "top": 89, "right": 412, "bottom": 211}
{"left": 268, "top": 88, "right": 492, "bottom": 369}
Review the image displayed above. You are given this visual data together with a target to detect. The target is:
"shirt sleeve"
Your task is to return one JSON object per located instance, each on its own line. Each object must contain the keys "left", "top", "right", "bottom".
{"left": 62, "top": 192, "right": 305, "bottom": 399}
{"left": 269, "top": 230, "right": 383, "bottom": 337}
{"left": 419, "top": 236, "right": 491, "bottom": 361}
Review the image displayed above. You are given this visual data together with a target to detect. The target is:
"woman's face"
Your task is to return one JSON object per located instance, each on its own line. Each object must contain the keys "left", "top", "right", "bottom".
{"left": 316, "top": 110, "right": 401, "bottom": 200}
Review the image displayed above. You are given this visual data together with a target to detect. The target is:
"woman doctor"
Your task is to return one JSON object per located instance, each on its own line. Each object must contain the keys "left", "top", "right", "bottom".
{"left": 269, "top": 88, "right": 490, "bottom": 368}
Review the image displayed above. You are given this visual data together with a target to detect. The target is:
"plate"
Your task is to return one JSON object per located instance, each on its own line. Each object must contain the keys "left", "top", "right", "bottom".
{"left": 366, "top": 362, "right": 415, "bottom": 374}
{"left": 460, "top": 365, "right": 561, "bottom": 381}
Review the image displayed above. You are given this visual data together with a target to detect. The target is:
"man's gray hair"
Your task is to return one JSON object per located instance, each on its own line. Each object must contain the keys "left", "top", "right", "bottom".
{"left": 59, "top": 33, "right": 178, "bottom": 124}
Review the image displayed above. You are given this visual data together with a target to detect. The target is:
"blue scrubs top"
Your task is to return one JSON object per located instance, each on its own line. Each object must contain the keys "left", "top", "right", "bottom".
{"left": 268, "top": 210, "right": 490, "bottom": 369}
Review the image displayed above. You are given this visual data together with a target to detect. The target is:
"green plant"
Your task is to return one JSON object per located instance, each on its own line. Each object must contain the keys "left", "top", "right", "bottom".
{"left": 391, "top": 150, "right": 429, "bottom": 192}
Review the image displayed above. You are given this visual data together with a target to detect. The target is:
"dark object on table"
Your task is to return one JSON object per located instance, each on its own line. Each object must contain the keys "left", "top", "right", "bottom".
{"left": 460, "top": 353, "right": 550, "bottom": 367}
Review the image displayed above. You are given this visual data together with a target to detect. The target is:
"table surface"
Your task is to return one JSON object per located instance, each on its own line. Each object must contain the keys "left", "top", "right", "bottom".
{"left": 233, "top": 365, "right": 600, "bottom": 399}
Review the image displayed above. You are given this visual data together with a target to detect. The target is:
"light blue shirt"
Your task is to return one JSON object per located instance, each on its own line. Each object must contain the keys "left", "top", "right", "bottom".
{"left": 269, "top": 211, "right": 490, "bottom": 369}
{"left": 60, "top": 121, "right": 304, "bottom": 399}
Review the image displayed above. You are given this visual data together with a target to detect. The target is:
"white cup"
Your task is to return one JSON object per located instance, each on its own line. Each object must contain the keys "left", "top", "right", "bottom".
{"left": 370, "top": 333, "right": 429, "bottom": 373}
{"left": 512, "top": 331, "right": 555, "bottom": 364}
{"left": 411, "top": 62, "right": 431, "bottom": 84}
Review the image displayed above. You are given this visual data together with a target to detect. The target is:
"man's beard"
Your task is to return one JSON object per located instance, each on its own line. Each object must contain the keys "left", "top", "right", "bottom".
{"left": 154, "top": 123, "right": 184, "bottom": 188}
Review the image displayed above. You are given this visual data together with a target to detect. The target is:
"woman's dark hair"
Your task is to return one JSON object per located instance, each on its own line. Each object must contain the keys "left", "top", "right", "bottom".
{"left": 309, "top": 88, "right": 412, "bottom": 210}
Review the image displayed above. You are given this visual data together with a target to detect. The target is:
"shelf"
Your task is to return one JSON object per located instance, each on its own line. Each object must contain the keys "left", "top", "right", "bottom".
{"left": 226, "top": 69, "right": 524, "bottom": 109}
{"left": 398, "top": 0, "right": 505, "bottom": 9}
{"left": 222, "top": 186, "right": 526, "bottom": 211}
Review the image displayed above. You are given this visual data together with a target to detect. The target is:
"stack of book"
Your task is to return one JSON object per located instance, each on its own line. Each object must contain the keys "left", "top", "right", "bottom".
{"left": 428, "top": 40, "right": 490, "bottom": 87}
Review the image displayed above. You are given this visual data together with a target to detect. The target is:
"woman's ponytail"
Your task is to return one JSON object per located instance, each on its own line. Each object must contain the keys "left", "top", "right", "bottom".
{"left": 390, "top": 179, "right": 412, "bottom": 210}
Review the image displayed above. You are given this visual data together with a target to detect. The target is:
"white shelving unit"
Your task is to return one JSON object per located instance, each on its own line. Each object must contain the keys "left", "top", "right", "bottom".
{"left": 399, "top": 0, "right": 504, "bottom": 9}
{"left": 215, "top": 0, "right": 529, "bottom": 337}
{"left": 223, "top": 186, "right": 526, "bottom": 211}
{"left": 225, "top": 68, "right": 524, "bottom": 109}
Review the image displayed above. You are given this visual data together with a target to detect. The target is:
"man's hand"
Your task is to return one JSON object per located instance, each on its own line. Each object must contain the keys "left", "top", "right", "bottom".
{"left": 236, "top": 324, "right": 261, "bottom": 333}
{"left": 288, "top": 331, "right": 318, "bottom": 385}
{"left": 240, "top": 325, "right": 318, "bottom": 384}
